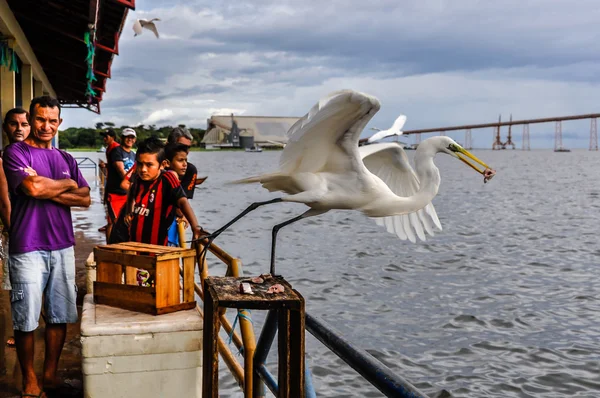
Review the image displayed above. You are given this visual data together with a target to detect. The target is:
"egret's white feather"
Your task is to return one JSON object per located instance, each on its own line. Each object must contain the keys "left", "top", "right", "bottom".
{"left": 133, "top": 18, "right": 161, "bottom": 38}
{"left": 360, "top": 142, "right": 442, "bottom": 241}
{"left": 367, "top": 114, "right": 406, "bottom": 143}
{"left": 132, "top": 20, "right": 143, "bottom": 36}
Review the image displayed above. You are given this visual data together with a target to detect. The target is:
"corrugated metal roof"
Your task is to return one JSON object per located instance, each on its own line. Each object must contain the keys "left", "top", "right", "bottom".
{"left": 7, "top": 0, "right": 132, "bottom": 113}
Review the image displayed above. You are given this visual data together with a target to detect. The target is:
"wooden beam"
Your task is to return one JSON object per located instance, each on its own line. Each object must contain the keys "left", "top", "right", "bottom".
{"left": 12, "top": 11, "right": 86, "bottom": 44}
{"left": 0, "top": 66, "right": 15, "bottom": 147}
{"left": 21, "top": 63, "right": 33, "bottom": 111}
{"left": 108, "top": 0, "right": 136, "bottom": 10}
{"left": 33, "top": 79, "right": 43, "bottom": 97}
{"left": 95, "top": 32, "right": 120, "bottom": 55}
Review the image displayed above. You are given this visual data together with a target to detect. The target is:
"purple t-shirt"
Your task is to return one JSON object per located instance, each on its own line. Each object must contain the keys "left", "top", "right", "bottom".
{"left": 3, "top": 142, "right": 89, "bottom": 254}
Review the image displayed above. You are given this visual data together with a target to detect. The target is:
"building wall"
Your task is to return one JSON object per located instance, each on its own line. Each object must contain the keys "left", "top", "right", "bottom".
{"left": 0, "top": 0, "right": 55, "bottom": 147}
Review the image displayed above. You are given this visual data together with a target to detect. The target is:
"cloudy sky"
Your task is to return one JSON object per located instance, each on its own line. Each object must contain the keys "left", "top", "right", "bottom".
{"left": 62, "top": 0, "right": 600, "bottom": 149}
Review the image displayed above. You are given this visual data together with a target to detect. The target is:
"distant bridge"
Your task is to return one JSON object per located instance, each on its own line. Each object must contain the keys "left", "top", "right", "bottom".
{"left": 360, "top": 112, "right": 599, "bottom": 150}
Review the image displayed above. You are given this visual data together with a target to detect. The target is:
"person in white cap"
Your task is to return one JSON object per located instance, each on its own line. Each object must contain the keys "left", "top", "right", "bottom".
{"left": 104, "top": 128, "right": 136, "bottom": 240}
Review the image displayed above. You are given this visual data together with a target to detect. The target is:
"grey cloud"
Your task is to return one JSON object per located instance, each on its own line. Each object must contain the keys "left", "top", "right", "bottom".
{"left": 154, "top": 84, "right": 232, "bottom": 100}
{"left": 139, "top": 88, "right": 162, "bottom": 98}
{"left": 185, "top": 0, "right": 600, "bottom": 78}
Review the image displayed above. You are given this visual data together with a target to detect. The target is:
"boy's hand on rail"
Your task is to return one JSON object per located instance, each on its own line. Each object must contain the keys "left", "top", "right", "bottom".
{"left": 192, "top": 225, "right": 207, "bottom": 241}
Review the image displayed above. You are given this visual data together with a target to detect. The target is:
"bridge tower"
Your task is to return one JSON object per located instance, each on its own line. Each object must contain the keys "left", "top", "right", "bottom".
{"left": 591, "top": 118, "right": 598, "bottom": 151}
{"left": 522, "top": 124, "right": 530, "bottom": 151}
{"left": 492, "top": 115, "right": 503, "bottom": 150}
{"left": 464, "top": 129, "right": 472, "bottom": 149}
{"left": 554, "top": 121, "right": 563, "bottom": 151}
{"left": 503, "top": 114, "right": 516, "bottom": 149}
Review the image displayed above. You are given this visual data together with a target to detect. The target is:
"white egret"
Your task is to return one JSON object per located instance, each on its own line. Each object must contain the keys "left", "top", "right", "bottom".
{"left": 205, "top": 90, "right": 495, "bottom": 275}
{"left": 367, "top": 114, "right": 406, "bottom": 143}
{"left": 133, "top": 18, "right": 161, "bottom": 38}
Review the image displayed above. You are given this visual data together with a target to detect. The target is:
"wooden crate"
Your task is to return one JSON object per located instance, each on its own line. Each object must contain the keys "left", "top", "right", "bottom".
{"left": 93, "top": 242, "right": 197, "bottom": 315}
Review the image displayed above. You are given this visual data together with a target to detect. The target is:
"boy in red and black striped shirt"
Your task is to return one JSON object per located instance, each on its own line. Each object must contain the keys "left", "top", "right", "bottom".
{"left": 124, "top": 137, "right": 203, "bottom": 245}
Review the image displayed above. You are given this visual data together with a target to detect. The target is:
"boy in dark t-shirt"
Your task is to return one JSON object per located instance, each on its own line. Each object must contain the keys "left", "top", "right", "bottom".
{"left": 163, "top": 143, "right": 193, "bottom": 246}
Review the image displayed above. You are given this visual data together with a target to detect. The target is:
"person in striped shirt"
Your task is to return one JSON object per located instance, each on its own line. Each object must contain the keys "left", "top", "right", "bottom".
{"left": 123, "top": 136, "right": 203, "bottom": 246}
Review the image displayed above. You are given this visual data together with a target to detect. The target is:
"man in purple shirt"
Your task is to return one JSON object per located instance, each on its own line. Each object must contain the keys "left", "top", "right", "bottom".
{"left": 3, "top": 96, "right": 90, "bottom": 398}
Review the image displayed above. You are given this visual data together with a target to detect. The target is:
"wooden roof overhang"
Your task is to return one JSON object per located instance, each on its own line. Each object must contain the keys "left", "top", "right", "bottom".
{"left": 6, "top": 0, "right": 134, "bottom": 114}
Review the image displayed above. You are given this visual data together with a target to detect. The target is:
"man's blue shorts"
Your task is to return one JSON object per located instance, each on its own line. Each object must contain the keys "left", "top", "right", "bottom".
{"left": 9, "top": 247, "right": 78, "bottom": 332}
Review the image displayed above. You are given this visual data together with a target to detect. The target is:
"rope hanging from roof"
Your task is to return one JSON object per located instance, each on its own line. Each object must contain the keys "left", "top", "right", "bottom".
{"left": 0, "top": 42, "right": 19, "bottom": 73}
{"left": 83, "top": 31, "right": 97, "bottom": 99}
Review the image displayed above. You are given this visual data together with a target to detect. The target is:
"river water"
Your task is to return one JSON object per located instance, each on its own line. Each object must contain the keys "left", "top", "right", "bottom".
{"left": 73, "top": 148, "right": 600, "bottom": 398}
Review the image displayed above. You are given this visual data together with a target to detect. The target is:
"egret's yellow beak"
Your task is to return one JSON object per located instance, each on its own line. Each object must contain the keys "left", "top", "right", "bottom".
{"left": 451, "top": 145, "right": 491, "bottom": 175}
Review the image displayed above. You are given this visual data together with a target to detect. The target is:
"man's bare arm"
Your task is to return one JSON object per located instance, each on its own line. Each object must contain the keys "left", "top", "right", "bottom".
{"left": 114, "top": 161, "right": 127, "bottom": 178}
{"left": 120, "top": 179, "right": 131, "bottom": 191}
{"left": 50, "top": 187, "right": 91, "bottom": 207}
{"left": 20, "top": 176, "right": 78, "bottom": 199}
{"left": 0, "top": 160, "right": 10, "bottom": 229}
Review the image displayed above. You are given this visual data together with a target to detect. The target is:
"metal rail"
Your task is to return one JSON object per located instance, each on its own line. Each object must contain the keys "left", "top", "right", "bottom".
{"left": 401, "top": 113, "right": 600, "bottom": 135}
{"left": 74, "top": 157, "right": 99, "bottom": 186}
{"left": 306, "top": 314, "right": 428, "bottom": 398}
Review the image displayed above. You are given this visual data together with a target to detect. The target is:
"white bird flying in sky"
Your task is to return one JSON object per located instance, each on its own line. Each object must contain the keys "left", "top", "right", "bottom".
{"left": 203, "top": 90, "right": 495, "bottom": 275}
{"left": 367, "top": 114, "right": 407, "bottom": 143}
{"left": 133, "top": 18, "right": 160, "bottom": 38}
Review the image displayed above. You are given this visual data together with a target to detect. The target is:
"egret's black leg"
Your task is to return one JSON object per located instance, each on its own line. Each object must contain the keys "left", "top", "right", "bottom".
{"left": 208, "top": 198, "right": 283, "bottom": 241}
{"left": 270, "top": 214, "right": 306, "bottom": 276}
{"left": 191, "top": 198, "right": 283, "bottom": 277}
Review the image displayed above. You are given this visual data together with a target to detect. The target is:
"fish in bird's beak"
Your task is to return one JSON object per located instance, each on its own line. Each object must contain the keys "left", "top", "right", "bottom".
{"left": 448, "top": 144, "right": 496, "bottom": 183}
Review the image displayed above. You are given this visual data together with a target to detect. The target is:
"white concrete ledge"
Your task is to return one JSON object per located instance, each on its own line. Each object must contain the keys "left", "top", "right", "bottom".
{"left": 81, "top": 294, "right": 203, "bottom": 336}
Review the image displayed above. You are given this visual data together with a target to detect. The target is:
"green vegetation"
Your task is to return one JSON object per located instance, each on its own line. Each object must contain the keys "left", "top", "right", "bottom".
{"left": 58, "top": 123, "right": 206, "bottom": 149}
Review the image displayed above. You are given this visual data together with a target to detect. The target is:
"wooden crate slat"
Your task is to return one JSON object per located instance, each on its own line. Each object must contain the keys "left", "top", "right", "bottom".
{"left": 155, "top": 251, "right": 195, "bottom": 261}
{"left": 96, "top": 261, "right": 122, "bottom": 284}
{"left": 155, "top": 258, "right": 180, "bottom": 308}
{"left": 95, "top": 247, "right": 157, "bottom": 270}
{"left": 116, "top": 242, "right": 183, "bottom": 253}
{"left": 182, "top": 256, "right": 195, "bottom": 302}
{"left": 94, "top": 282, "right": 156, "bottom": 310}
{"left": 155, "top": 301, "right": 196, "bottom": 315}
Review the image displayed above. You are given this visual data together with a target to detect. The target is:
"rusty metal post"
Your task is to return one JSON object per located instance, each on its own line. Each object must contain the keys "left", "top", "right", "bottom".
{"left": 555, "top": 120, "right": 563, "bottom": 151}
{"left": 591, "top": 118, "right": 598, "bottom": 151}
{"left": 202, "top": 281, "right": 219, "bottom": 398}
{"left": 522, "top": 124, "right": 530, "bottom": 151}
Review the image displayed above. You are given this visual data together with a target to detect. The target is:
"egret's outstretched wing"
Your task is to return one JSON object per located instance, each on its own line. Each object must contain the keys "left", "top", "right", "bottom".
{"left": 367, "top": 114, "right": 406, "bottom": 143}
{"left": 279, "top": 90, "right": 380, "bottom": 175}
{"left": 140, "top": 19, "right": 160, "bottom": 38}
{"left": 360, "top": 142, "right": 442, "bottom": 242}
{"left": 133, "top": 20, "right": 143, "bottom": 36}
{"left": 146, "top": 22, "right": 160, "bottom": 38}
{"left": 390, "top": 114, "right": 407, "bottom": 131}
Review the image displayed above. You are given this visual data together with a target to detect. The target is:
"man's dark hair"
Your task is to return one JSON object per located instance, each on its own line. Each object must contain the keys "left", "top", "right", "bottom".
{"left": 164, "top": 143, "right": 189, "bottom": 162}
{"left": 101, "top": 128, "right": 116, "bottom": 138}
{"left": 29, "top": 96, "right": 61, "bottom": 120}
{"left": 136, "top": 136, "right": 166, "bottom": 163}
{"left": 3, "top": 108, "right": 29, "bottom": 127}
{"left": 167, "top": 127, "right": 193, "bottom": 144}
